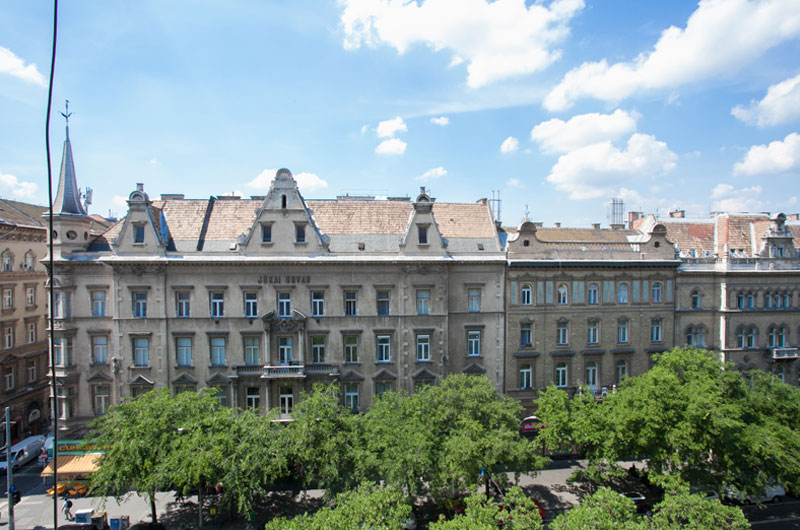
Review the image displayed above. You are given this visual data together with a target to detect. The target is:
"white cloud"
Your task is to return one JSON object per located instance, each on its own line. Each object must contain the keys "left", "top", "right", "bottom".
{"left": 339, "top": 0, "right": 585, "bottom": 88}
{"left": 500, "top": 136, "right": 519, "bottom": 154}
{"left": 360, "top": 124, "right": 369, "bottom": 134}
{"left": 430, "top": 116, "right": 450, "bottom": 126}
{"left": 0, "top": 46, "right": 46, "bottom": 86}
{"left": 710, "top": 183, "right": 766, "bottom": 212}
{"left": 733, "top": 132, "right": 800, "bottom": 175}
{"left": 147, "top": 158, "right": 159, "bottom": 165}
{"left": 732, "top": 73, "right": 800, "bottom": 128}
{"left": 416, "top": 166, "right": 447, "bottom": 181}
{"left": 376, "top": 116, "right": 407, "bottom": 138}
{"left": 544, "top": 0, "right": 800, "bottom": 111}
{"left": 375, "top": 138, "right": 407, "bottom": 155}
{"left": 112, "top": 195, "right": 128, "bottom": 210}
{"left": 546, "top": 133, "right": 677, "bottom": 199}
{"left": 246, "top": 169, "right": 329, "bottom": 192}
{"left": 0, "top": 170, "right": 37, "bottom": 198}
{"left": 530, "top": 109, "right": 638, "bottom": 153}
{"left": 506, "top": 178, "right": 523, "bottom": 188}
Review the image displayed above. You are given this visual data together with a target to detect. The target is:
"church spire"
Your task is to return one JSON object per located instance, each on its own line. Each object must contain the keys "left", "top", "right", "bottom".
{"left": 52, "top": 100, "right": 87, "bottom": 216}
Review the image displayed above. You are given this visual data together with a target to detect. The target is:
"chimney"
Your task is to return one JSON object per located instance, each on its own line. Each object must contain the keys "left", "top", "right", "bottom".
{"left": 592, "top": 223, "right": 601, "bottom": 230}
{"left": 709, "top": 211, "right": 723, "bottom": 218}
{"left": 786, "top": 213, "right": 799, "bottom": 221}
{"left": 136, "top": 183, "right": 144, "bottom": 192}
{"left": 161, "top": 194, "right": 185, "bottom": 200}
{"left": 554, "top": 222, "right": 561, "bottom": 228}
{"left": 628, "top": 211, "right": 642, "bottom": 227}
{"left": 669, "top": 209, "right": 685, "bottom": 218}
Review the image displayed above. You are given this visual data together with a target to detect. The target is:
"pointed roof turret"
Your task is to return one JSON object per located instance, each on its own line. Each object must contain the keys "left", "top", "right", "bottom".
{"left": 52, "top": 100, "right": 87, "bottom": 216}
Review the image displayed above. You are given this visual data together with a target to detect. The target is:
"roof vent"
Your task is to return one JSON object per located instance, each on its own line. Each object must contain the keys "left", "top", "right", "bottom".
{"left": 592, "top": 223, "right": 600, "bottom": 230}
{"left": 136, "top": 183, "right": 144, "bottom": 192}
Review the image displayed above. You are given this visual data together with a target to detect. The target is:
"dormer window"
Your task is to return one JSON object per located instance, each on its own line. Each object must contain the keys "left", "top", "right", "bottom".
{"left": 418, "top": 225, "right": 428, "bottom": 245}
{"left": 281, "top": 194, "right": 287, "bottom": 209}
{"left": 261, "top": 224, "right": 272, "bottom": 243}
{"left": 295, "top": 224, "right": 306, "bottom": 243}
{"left": 133, "top": 224, "right": 145, "bottom": 244}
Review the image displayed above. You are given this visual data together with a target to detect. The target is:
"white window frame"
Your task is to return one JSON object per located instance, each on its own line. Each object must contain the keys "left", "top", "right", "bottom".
{"left": 210, "top": 292, "right": 224, "bottom": 318}
{"left": 4, "top": 368, "right": 13, "bottom": 391}
{"left": 557, "top": 284, "right": 568, "bottom": 305}
{"left": 133, "top": 337, "right": 149, "bottom": 366}
{"left": 650, "top": 319, "right": 662, "bottom": 343}
{"left": 520, "top": 323, "right": 532, "bottom": 347}
{"left": 586, "top": 362, "right": 598, "bottom": 393}
{"left": 311, "top": 291, "right": 325, "bottom": 317}
{"left": 26, "top": 286, "right": 35, "bottom": 307}
{"left": 376, "top": 335, "right": 391, "bottom": 362}
{"left": 467, "top": 330, "right": 481, "bottom": 357}
{"left": 176, "top": 291, "right": 191, "bottom": 318}
{"left": 92, "top": 290, "right": 106, "bottom": 317}
{"left": 376, "top": 290, "right": 390, "bottom": 316}
{"left": 617, "top": 320, "right": 629, "bottom": 344}
{"left": 416, "top": 334, "right": 431, "bottom": 361}
{"left": 616, "top": 360, "right": 627, "bottom": 384}
{"left": 519, "top": 364, "right": 532, "bottom": 390}
{"left": 4, "top": 326, "right": 13, "bottom": 349}
{"left": 210, "top": 336, "right": 226, "bottom": 366}
{"left": 177, "top": 337, "right": 193, "bottom": 367}
{"left": 277, "top": 292, "right": 291, "bottom": 318}
{"left": 3, "top": 288, "right": 13, "bottom": 309}
{"left": 133, "top": 292, "right": 147, "bottom": 318}
{"left": 92, "top": 335, "right": 109, "bottom": 364}
{"left": 556, "top": 321, "right": 569, "bottom": 345}
{"left": 244, "top": 292, "right": 258, "bottom": 318}
{"left": 279, "top": 387, "right": 293, "bottom": 415}
{"left": 27, "top": 359, "right": 36, "bottom": 383}
{"left": 278, "top": 336, "right": 293, "bottom": 365}
{"left": 344, "top": 383, "right": 359, "bottom": 411}
{"left": 244, "top": 335, "right": 260, "bottom": 365}
{"left": 344, "top": 335, "right": 358, "bottom": 363}
{"left": 555, "top": 363, "right": 568, "bottom": 388}
{"left": 27, "top": 321, "right": 35, "bottom": 343}
{"left": 587, "top": 320, "right": 599, "bottom": 345}
{"left": 588, "top": 284, "right": 599, "bottom": 305}
{"left": 416, "top": 290, "right": 430, "bottom": 315}
{"left": 344, "top": 291, "right": 357, "bottom": 316}
{"left": 521, "top": 284, "right": 532, "bottom": 306}
{"left": 94, "top": 385, "right": 110, "bottom": 415}
{"left": 468, "top": 289, "right": 481, "bottom": 313}
{"left": 245, "top": 387, "right": 260, "bottom": 410}
{"left": 310, "top": 335, "right": 326, "bottom": 363}
{"left": 618, "top": 284, "right": 628, "bottom": 304}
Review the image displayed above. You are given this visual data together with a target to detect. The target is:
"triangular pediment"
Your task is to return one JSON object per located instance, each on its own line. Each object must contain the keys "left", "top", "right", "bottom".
{"left": 340, "top": 369, "right": 364, "bottom": 381}
{"left": 172, "top": 373, "right": 198, "bottom": 385}
{"left": 372, "top": 369, "right": 397, "bottom": 381}
{"left": 240, "top": 169, "right": 329, "bottom": 255}
{"left": 87, "top": 371, "right": 113, "bottom": 382}
{"left": 112, "top": 185, "right": 169, "bottom": 255}
{"left": 130, "top": 375, "right": 154, "bottom": 386}
{"left": 400, "top": 188, "right": 448, "bottom": 255}
{"left": 462, "top": 363, "right": 486, "bottom": 375}
{"left": 206, "top": 372, "right": 230, "bottom": 385}
{"left": 412, "top": 367, "right": 438, "bottom": 380}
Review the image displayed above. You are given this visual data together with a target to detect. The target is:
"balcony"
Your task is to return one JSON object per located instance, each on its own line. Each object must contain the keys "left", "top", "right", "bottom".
{"left": 304, "top": 363, "right": 340, "bottom": 377}
{"left": 262, "top": 364, "right": 306, "bottom": 379}
{"left": 772, "top": 348, "right": 799, "bottom": 360}
{"left": 232, "top": 365, "right": 263, "bottom": 377}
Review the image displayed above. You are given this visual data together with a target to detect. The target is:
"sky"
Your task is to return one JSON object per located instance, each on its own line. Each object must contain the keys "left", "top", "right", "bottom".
{"left": 1, "top": 0, "right": 800, "bottom": 228}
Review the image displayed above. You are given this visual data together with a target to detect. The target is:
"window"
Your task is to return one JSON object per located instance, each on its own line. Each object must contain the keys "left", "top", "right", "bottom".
{"left": 277, "top": 292, "right": 291, "bottom": 317}
{"left": 747, "top": 292, "right": 755, "bottom": 309}
{"left": 214, "top": 386, "right": 228, "bottom": 407}
{"left": 616, "top": 360, "right": 627, "bottom": 384}
{"left": 211, "top": 336, "right": 227, "bottom": 366}
{"left": 618, "top": 284, "right": 628, "bottom": 304}
{"left": 2, "top": 288, "right": 12, "bottom": 309}
{"left": 376, "top": 335, "right": 391, "bottom": 362}
{"left": 1, "top": 251, "right": 11, "bottom": 271}
{"left": 176, "top": 292, "right": 191, "bottom": 317}
{"left": 344, "top": 383, "right": 359, "bottom": 411}
{"left": 778, "top": 326, "right": 787, "bottom": 347}
{"left": 520, "top": 323, "right": 532, "bottom": 347}
{"left": 27, "top": 359, "right": 36, "bottom": 383}
{"left": 4, "top": 326, "right": 14, "bottom": 349}
{"left": 588, "top": 284, "right": 599, "bottom": 305}
{"left": 210, "top": 292, "right": 224, "bottom": 318}
{"left": 27, "top": 321, "right": 36, "bottom": 343}
{"left": 587, "top": 320, "right": 599, "bottom": 345}
{"left": 416, "top": 334, "right": 430, "bottom": 361}
{"left": 765, "top": 292, "right": 773, "bottom": 309}
{"left": 416, "top": 290, "right": 430, "bottom": 315}
{"left": 311, "top": 291, "right": 325, "bottom": 317}
{"left": 784, "top": 292, "right": 791, "bottom": 308}
{"left": 652, "top": 282, "right": 662, "bottom": 303}
{"left": 134, "top": 337, "right": 149, "bottom": 366}
{"left": 94, "top": 385, "right": 110, "bottom": 415}
{"left": 467, "top": 288, "right": 481, "bottom": 312}
{"left": 133, "top": 292, "right": 147, "bottom": 318}
{"left": 261, "top": 224, "right": 272, "bottom": 243}
{"left": 244, "top": 292, "right": 258, "bottom": 318}
{"left": 344, "top": 291, "right": 357, "bottom": 316}
{"left": 467, "top": 330, "right": 481, "bottom": 357}
{"left": 244, "top": 336, "right": 260, "bottom": 365}
{"left": 92, "top": 290, "right": 106, "bottom": 317}
{"left": 4, "top": 367, "right": 13, "bottom": 391}
{"left": 774, "top": 293, "right": 782, "bottom": 309}
{"left": 26, "top": 286, "right": 35, "bottom": 307}
{"left": 131, "top": 385, "right": 150, "bottom": 399}
{"left": 177, "top": 337, "right": 193, "bottom": 367}
{"left": 418, "top": 225, "right": 428, "bottom": 244}
{"left": 651, "top": 319, "right": 662, "bottom": 343}
{"left": 690, "top": 290, "right": 701, "bottom": 309}
{"left": 24, "top": 251, "right": 34, "bottom": 271}
{"left": 557, "top": 284, "right": 568, "bottom": 305}
{"left": 53, "top": 292, "right": 71, "bottom": 318}
{"left": 519, "top": 364, "right": 532, "bottom": 390}
{"left": 746, "top": 328, "right": 756, "bottom": 348}
{"left": 92, "top": 335, "right": 108, "bottom": 364}
{"left": 686, "top": 327, "right": 705, "bottom": 347}
{"left": 585, "top": 362, "right": 598, "bottom": 393}
{"left": 311, "top": 336, "right": 326, "bottom": 363}
{"left": 556, "top": 321, "right": 569, "bottom": 345}
{"left": 58, "top": 386, "right": 76, "bottom": 418}
{"left": 376, "top": 291, "right": 390, "bottom": 316}
{"left": 555, "top": 363, "right": 568, "bottom": 388}
{"left": 736, "top": 328, "right": 745, "bottom": 348}
{"left": 617, "top": 320, "right": 629, "bottom": 344}
{"left": 376, "top": 381, "right": 392, "bottom": 396}
{"left": 278, "top": 337, "right": 292, "bottom": 364}
{"left": 54, "top": 337, "right": 72, "bottom": 365}
{"left": 246, "top": 387, "right": 260, "bottom": 410}
{"left": 133, "top": 224, "right": 145, "bottom": 243}
{"left": 768, "top": 326, "right": 787, "bottom": 348}
{"left": 521, "top": 284, "right": 532, "bottom": 305}
{"left": 344, "top": 336, "right": 358, "bottom": 363}
{"left": 295, "top": 224, "right": 306, "bottom": 243}
{"left": 737, "top": 292, "right": 745, "bottom": 310}
{"left": 279, "top": 387, "right": 293, "bottom": 415}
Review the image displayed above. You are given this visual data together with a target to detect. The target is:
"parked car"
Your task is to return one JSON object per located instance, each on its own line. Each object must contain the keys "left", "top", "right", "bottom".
{"left": 0, "top": 435, "right": 46, "bottom": 473}
{"left": 724, "top": 483, "right": 786, "bottom": 504}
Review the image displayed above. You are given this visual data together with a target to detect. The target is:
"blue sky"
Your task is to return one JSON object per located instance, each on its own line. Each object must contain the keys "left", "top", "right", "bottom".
{"left": 1, "top": 0, "right": 799, "bottom": 227}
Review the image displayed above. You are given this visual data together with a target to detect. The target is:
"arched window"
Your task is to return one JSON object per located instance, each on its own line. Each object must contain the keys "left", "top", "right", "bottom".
{"left": 768, "top": 326, "right": 778, "bottom": 347}
{"left": 746, "top": 292, "right": 755, "bottom": 309}
{"left": 617, "top": 284, "right": 628, "bottom": 304}
{"left": 519, "top": 364, "right": 532, "bottom": 390}
{"left": 617, "top": 320, "right": 629, "bottom": 344}
{"left": 774, "top": 293, "right": 782, "bottom": 309}
{"left": 588, "top": 284, "right": 599, "bottom": 305}
{"left": 778, "top": 326, "right": 787, "bottom": 347}
{"left": 1, "top": 251, "right": 11, "bottom": 272}
{"left": 520, "top": 284, "right": 532, "bottom": 306}
{"left": 746, "top": 327, "right": 756, "bottom": 348}
{"left": 615, "top": 360, "right": 627, "bottom": 384}
{"left": 651, "top": 282, "right": 662, "bottom": 303}
{"left": 736, "top": 292, "right": 745, "bottom": 310}
{"left": 557, "top": 284, "right": 568, "bottom": 305}
{"left": 690, "top": 290, "right": 702, "bottom": 309}
{"left": 585, "top": 362, "right": 598, "bottom": 394}
{"left": 281, "top": 194, "right": 287, "bottom": 209}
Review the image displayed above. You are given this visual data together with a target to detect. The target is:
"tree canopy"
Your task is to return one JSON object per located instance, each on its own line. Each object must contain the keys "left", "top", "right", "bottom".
{"left": 428, "top": 486, "right": 543, "bottom": 530}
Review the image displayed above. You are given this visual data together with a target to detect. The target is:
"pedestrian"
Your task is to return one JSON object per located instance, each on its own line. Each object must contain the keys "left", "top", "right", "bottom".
{"left": 63, "top": 495, "right": 74, "bottom": 521}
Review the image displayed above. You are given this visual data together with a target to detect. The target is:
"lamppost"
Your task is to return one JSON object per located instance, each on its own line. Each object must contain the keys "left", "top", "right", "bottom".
{"left": 5, "top": 407, "right": 17, "bottom": 530}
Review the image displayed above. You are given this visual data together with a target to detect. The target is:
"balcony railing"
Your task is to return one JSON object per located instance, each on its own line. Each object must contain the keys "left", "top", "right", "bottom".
{"left": 304, "top": 363, "right": 340, "bottom": 376}
{"left": 772, "top": 348, "right": 799, "bottom": 360}
{"left": 262, "top": 365, "right": 306, "bottom": 379}
{"left": 232, "top": 364, "right": 263, "bottom": 377}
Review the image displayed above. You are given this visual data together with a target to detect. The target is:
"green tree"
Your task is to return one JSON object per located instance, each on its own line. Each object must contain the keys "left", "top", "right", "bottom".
{"left": 263, "top": 483, "right": 411, "bottom": 530}
{"left": 429, "top": 486, "right": 543, "bottom": 530}
{"left": 648, "top": 490, "right": 749, "bottom": 530}
{"left": 85, "top": 389, "right": 220, "bottom": 524}
{"left": 549, "top": 487, "right": 641, "bottom": 530}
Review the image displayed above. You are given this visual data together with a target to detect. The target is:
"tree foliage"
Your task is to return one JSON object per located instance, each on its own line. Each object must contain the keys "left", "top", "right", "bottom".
{"left": 429, "top": 486, "right": 543, "bottom": 530}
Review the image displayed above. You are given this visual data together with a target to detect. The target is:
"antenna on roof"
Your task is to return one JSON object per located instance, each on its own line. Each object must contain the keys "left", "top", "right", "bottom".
{"left": 489, "top": 190, "right": 502, "bottom": 224}
{"left": 608, "top": 197, "right": 624, "bottom": 226}
{"left": 523, "top": 203, "right": 530, "bottom": 222}
{"left": 82, "top": 187, "right": 93, "bottom": 212}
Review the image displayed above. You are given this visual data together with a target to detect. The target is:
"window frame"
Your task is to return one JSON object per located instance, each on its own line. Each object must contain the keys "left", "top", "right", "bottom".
{"left": 519, "top": 364, "right": 532, "bottom": 390}
{"left": 132, "top": 291, "right": 147, "bottom": 318}
{"left": 587, "top": 283, "right": 599, "bottom": 305}
{"left": 91, "top": 290, "right": 106, "bottom": 317}
{"left": 376, "top": 334, "right": 391, "bottom": 363}
{"left": 617, "top": 320, "right": 629, "bottom": 344}
{"left": 416, "top": 289, "right": 430, "bottom": 316}
{"left": 209, "top": 291, "right": 225, "bottom": 318}
{"left": 277, "top": 292, "right": 291, "bottom": 318}
{"left": 176, "top": 291, "right": 191, "bottom": 318}
{"left": 311, "top": 291, "right": 325, "bottom": 317}
{"left": 587, "top": 320, "right": 599, "bottom": 345}
{"left": 310, "top": 335, "right": 326, "bottom": 363}
{"left": 520, "top": 284, "right": 532, "bottom": 306}
{"left": 468, "top": 288, "right": 481, "bottom": 313}
{"left": 556, "top": 321, "right": 569, "bottom": 346}
{"left": 176, "top": 336, "right": 193, "bottom": 367}
{"left": 344, "top": 335, "right": 359, "bottom": 363}
{"left": 210, "top": 336, "right": 227, "bottom": 366}
{"left": 467, "top": 330, "right": 481, "bottom": 357}
{"left": 651, "top": 282, "right": 662, "bottom": 303}
{"left": 133, "top": 337, "right": 149, "bottom": 367}
{"left": 92, "top": 335, "right": 109, "bottom": 364}
{"left": 244, "top": 292, "right": 258, "bottom": 318}
{"left": 555, "top": 363, "right": 568, "bottom": 388}
{"left": 416, "top": 334, "right": 431, "bottom": 362}
{"left": 344, "top": 291, "right": 358, "bottom": 317}
{"left": 376, "top": 290, "right": 390, "bottom": 316}
{"left": 243, "top": 335, "right": 260, "bottom": 365}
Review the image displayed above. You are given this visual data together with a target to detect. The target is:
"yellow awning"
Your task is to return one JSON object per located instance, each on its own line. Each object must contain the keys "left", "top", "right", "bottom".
{"left": 40, "top": 453, "right": 101, "bottom": 477}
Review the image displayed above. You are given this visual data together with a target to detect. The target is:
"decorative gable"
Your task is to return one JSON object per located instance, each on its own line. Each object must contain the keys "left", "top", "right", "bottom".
{"left": 112, "top": 184, "right": 168, "bottom": 255}
{"left": 400, "top": 187, "right": 448, "bottom": 255}
{"left": 240, "top": 168, "right": 329, "bottom": 255}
